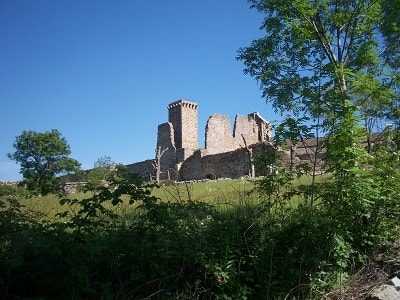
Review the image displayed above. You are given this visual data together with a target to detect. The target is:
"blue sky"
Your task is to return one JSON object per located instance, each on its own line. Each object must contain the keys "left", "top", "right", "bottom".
{"left": 0, "top": 0, "right": 279, "bottom": 181}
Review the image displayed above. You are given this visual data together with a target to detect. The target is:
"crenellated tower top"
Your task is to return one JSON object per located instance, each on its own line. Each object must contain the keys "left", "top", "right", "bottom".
{"left": 167, "top": 99, "right": 198, "bottom": 150}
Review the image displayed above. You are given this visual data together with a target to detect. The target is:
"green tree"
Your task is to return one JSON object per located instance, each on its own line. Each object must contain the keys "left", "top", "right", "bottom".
{"left": 237, "top": 0, "right": 399, "bottom": 133}
{"left": 8, "top": 129, "right": 80, "bottom": 194}
{"left": 237, "top": 1, "right": 400, "bottom": 295}
{"left": 236, "top": 0, "right": 400, "bottom": 217}
{"left": 93, "top": 155, "right": 115, "bottom": 170}
{"left": 381, "top": 0, "right": 400, "bottom": 127}
{"left": 83, "top": 155, "right": 116, "bottom": 187}
{"left": 237, "top": 0, "right": 400, "bottom": 231}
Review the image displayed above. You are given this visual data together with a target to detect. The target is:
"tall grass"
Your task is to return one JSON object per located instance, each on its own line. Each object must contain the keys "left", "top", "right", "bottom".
{"left": 18, "top": 179, "right": 257, "bottom": 218}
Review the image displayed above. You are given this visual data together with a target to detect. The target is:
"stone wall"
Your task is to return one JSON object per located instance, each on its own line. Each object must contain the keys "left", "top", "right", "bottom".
{"left": 157, "top": 122, "right": 177, "bottom": 170}
{"left": 205, "top": 114, "right": 236, "bottom": 155}
{"left": 125, "top": 142, "right": 285, "bottom": 182}
{"left": 283, "top": 138, "right": 326, "bottom": 171}
{"left": 125, "top": 159, "right": 155, "bottom": 181}
{"left": 178, "top": 143, "right": 277, "bottom": 181}
{"left": 204, "top": 112, "right": 272, "bottom": 155}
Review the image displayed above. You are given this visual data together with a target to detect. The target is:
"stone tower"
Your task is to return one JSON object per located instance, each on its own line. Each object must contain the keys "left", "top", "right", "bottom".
{"left": 155, "top": 99, "right": 199, "bottom": 180}
{"left": 167, "top": 99, "right": 198, "bottom": 150}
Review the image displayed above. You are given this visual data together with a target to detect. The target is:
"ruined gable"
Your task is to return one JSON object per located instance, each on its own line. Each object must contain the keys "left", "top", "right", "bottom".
{"left": 234, "top": 112, "right": 272, "bottom": 144}
{"left": 157, "top": 122, "right": 176, "bottom": 169}
{"left": 234, "top": 114, "right": 260, "bottom": 146}
{"left": 205, "top": 114, "right": 236, "bottom": 155}
{"left": 205, "top": 111, "right": 272, "bottom": 155}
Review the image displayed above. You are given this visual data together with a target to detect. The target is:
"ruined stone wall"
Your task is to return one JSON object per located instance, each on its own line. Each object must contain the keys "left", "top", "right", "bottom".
{"left": 233, "top": 115, "right": 258, "bottom": 144}
{"left": 204, "top": 112, "right": 272, "bottom": 155}
{"left": 178, "top": 143, "right": 276, "bottom": 181}
{"left": 233, "top": 112, "right": 272, "bottom": 145}
{"left": 205, "top": 114, "right": 236, "bottom": 155}
{"left": 157, "top": 122, "right": 177, "bottom": 170}
{"left": 282, "top": 138, "right": 326, "bottom": 171}
{"left": 125, "top": 141, "right": 284, "bottom": 182}
{"left": 178, "top": 149, "right": 248, "bottom": 181}
{"left": 125, "top": 160, "right": 155, "bottom": 181}
{"left": 246, "top": 112, "right": 272, "bottom": 142}
{"left": 152, "top": 100, "right": 275, "bottom": 181}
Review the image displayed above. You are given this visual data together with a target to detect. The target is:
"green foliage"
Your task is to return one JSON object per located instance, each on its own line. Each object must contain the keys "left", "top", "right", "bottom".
{"left": 319, "top": 104, "right": 400, "bottom": 253}
{"left": 237, "top": 2, "right": 400, "bottom": 297}
{"left": 7, "top": 129, "right": 81, "bottom": 195}
{"left": 1, "top": 168, "right": 398, "bottom": 299}
{"left": 237, "top": 0, "right": 399, "bottom": 132}
{"left": 0, "top": 184, "right": 30, "bottom": 198}
{"left": 57, "top": 168, "right": 157, "bottom": 235}
{"left": 0, "top": 169, "right": 158, "bottom": 299}
{"left": 274, "top": 116, "right": 314, "bottom": 146}
{"left": 90, "top": 155, "right": 117, "bottom": 183}
{"left": 381, "top": 0, "right": 400, "bottom": 69}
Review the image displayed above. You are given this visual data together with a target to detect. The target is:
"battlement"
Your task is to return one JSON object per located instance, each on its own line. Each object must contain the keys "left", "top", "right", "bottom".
{"left": 167, "top": 99, "right": 198, "bottom": 110}
{"left": 166, "top": 99, "right": 199, "bottom": 150}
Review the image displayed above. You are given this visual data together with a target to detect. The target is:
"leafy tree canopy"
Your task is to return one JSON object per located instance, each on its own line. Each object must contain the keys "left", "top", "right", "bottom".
{"left": 237, "top": 0, "right": 399, "bottom": 133}
{"left": 94, "top": 155, "right": 115, "bottom": 170}
{"left": 84, "top": 155, "right": 117, "bottom": 185}
{"left": 8, "top": 129, "right": 80, "bottom": 194}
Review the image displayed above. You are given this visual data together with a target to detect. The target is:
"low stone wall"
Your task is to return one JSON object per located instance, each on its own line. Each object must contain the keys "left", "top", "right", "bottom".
{"left": 0, "top": 181, "right": 20, "bottom": 186}
{"left": 63, "top": 182, "right": 86, "bottom": 194}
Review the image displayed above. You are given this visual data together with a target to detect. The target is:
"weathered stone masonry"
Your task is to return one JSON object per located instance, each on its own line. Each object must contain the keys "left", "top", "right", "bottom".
{"left": 127, "top": 99, "right": 274, "bottom": 181}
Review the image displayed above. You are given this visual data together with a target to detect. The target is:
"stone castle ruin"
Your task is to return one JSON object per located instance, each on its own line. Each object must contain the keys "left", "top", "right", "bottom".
{"left": 126, "top": 99, "right": 275, "bottom": 181}
{"left": 68, "top": 99, "right": 382, "bottom": 187}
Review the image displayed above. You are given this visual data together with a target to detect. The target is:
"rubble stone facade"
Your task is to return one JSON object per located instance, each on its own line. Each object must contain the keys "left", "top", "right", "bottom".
{"left": 205, "top": 112, "right": 271, "bottom": 155}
